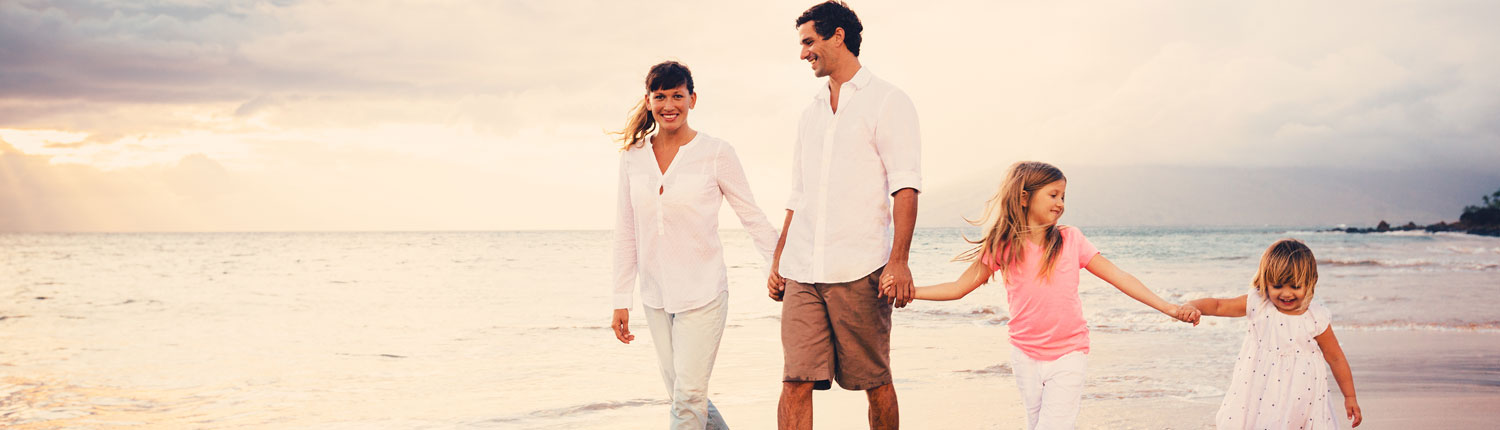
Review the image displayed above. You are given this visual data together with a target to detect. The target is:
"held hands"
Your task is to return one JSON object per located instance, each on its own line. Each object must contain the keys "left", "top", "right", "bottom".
{"left": 1345, "top": 397, "right": 1363, "bottom": 427}
{"left": 767, "top": 264, "right": 787, "bottom": 302}
{"left": 1170, "top": 304, "right": 1202, "bottom": 326}
{"left": 878, "top": 263, "right": 916, "bottom": 308}
{"left": 611, "top": 308, "right": 635, "bottom": 344}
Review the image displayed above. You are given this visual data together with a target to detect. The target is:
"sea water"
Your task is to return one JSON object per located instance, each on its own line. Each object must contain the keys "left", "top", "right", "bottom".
{"left": 1, "top": 228, "right": 1496, "bottom": 428}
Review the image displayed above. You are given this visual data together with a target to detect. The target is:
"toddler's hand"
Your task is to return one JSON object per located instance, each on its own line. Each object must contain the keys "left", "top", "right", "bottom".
{"left": 1173, "top": 304, "right": 1201, "bottom": 326}
{"left": 1345, "top": 397, "right": 1362, "bottom": 427}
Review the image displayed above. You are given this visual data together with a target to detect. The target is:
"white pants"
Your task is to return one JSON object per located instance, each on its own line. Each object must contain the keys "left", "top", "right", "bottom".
{"left": 643, "top": 291, "right": 731, "bottom": 430}
{"left": 1010, "top": 345, "right": 1088, "bottom": 430}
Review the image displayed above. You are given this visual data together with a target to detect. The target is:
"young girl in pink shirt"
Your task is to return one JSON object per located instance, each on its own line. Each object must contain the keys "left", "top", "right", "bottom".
{"left": 884, "top": 161, "right": 1197, "bottom": 429}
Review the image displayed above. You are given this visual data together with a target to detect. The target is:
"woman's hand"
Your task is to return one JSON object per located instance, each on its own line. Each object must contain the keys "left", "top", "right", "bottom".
{"left": 767, "top": 266, "right": 787, "bottom": 301}
{"left": 611, "top": 308, "right": 635, "bottom": 344}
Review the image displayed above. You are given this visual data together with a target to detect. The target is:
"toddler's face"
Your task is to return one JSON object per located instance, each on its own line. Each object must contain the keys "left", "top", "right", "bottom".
{"left": 1265, "top": 283, "right": 1308, "bottom": 313}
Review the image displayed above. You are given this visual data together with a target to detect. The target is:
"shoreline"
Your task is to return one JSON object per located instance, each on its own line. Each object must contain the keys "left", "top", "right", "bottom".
{"left": 14, "top": 328, "right": 1493, "bottom": 429}
{"left": 570, "top": 329, "right": 1500, "bottom": 430}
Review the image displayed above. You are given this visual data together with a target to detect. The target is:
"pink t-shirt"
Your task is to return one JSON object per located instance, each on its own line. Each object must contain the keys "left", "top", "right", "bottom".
{"left": 985, "top": 226, "right": 1100, "bottom": 361}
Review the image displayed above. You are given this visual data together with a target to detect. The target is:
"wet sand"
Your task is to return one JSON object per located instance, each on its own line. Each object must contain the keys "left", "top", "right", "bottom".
{"left": 574, "top": 330, "right": 1500, "bottom": 430}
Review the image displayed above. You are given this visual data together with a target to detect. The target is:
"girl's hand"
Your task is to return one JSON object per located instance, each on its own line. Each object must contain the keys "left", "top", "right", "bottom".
{"left": 1345, "top": 396, "right": 1362, "bottom": 427}
{"left": 879, "top": 273, "right": 896, "bottom": 299}
{"left": 881, "top": 263, "right": 916, "bottom": 308}
{"left": 1174, "top": 304, "right": 1202, "bottom": 325}
{"left": 611, "top": 308, "right": 635, "bottom": 344}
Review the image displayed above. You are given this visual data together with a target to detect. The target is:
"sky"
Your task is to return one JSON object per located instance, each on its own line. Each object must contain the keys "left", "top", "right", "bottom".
{"left": 1, "top": 0, "right": 1498, "bottom": 231}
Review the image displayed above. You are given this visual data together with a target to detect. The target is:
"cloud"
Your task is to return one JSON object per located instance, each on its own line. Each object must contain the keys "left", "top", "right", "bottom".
{"left": 1, "top": 0, "right": 1498, "bottom": 231}
{"left": 0, "top": 0, "right": 276, "bottom": 103}
{"left": 0, "top": 134, "right": 622, "bottom": 232}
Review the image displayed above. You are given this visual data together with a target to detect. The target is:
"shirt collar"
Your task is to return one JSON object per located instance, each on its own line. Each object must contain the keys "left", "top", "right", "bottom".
{"left": 815, "top": 66, "right": 872, "bottom": 100}
{"left": 847, "top": 66, "right": 872, "bottom": 89}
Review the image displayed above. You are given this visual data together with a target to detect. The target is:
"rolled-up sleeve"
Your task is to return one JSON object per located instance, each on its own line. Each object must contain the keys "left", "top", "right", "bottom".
{"left": 874, "top": 90, "right": 921, "bottom": 195}
{"left": 611, "top": 153, "right": 637, "bottom": 309}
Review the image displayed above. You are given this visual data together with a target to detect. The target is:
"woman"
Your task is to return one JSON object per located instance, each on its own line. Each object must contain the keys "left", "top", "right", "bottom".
{"left": 609, "top": 61, "right": 779, "bottom": 429}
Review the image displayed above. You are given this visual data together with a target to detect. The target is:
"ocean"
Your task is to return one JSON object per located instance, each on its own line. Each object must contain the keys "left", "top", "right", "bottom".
{"left": 2, "top": 227, "right": 1497, "bottom": 429}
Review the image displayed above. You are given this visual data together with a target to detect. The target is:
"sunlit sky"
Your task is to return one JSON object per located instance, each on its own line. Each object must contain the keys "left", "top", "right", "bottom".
{"left": 2, "top": 0, "right": 1498, "bottom": 231}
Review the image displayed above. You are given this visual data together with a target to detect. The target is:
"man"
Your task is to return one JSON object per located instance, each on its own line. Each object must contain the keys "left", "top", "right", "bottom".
{"left": 767, "top": 2, "right": 921, "bottom": 429}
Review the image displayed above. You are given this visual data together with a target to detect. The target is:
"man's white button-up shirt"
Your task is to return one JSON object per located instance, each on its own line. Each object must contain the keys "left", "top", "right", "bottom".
{"left": 780, "top": 67, "right": 922, "bottom": 284}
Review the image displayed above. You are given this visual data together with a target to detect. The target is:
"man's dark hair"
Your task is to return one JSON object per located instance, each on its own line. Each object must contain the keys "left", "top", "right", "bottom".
{"left": 795, "top": 1, "right": 863, "bottom": 57}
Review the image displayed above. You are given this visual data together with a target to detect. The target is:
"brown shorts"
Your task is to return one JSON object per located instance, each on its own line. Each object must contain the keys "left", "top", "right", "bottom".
{"left": 781, "top": 266, "right": 893, "bottom": 391}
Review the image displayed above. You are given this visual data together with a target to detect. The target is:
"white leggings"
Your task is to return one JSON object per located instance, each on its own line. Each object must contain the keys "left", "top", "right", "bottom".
{"left": 1010, "top": 345, "right": 1088, "bottom": 430}
{"left": 643, "top": 291, "right": 731, "bottom": 430}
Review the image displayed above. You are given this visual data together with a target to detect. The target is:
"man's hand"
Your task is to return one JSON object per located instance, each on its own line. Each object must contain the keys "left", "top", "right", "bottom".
{"left": 611, "top": 308, "right": 634, "bottom": 344}
{"left": 881, "top": 262, "right": 915, "bottom": 308}
{"left": 768, "top": 265, "right": 786, "bottom": 302}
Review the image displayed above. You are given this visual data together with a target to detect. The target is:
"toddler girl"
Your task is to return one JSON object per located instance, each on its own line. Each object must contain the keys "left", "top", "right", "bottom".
{"left": 1183, "top": 238, "right": 1363, "bottom": 428}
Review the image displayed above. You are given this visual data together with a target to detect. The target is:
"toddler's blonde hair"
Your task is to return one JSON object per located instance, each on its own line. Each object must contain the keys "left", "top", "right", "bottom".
{"left": 1252, "top": 238, "right": 1319, "bottom": 312}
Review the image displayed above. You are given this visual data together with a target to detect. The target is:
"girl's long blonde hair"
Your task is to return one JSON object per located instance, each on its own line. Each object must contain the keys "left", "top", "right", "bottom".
{"left": 612, "top": 61, "right": 695, "bottom": 150}
{"left": 1251, "top": 238, "right": 1319, "bottom": 311}
{"left": 957, "top": 161, "right": 1067, "bottom": 283}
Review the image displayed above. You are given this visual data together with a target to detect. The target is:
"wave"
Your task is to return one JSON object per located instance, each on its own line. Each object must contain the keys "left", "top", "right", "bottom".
{"left": 906, "top": 306, "right": 1010, "bottom": 326}
{"left": 509, "top": 325, "right": 609, "bottom": 331}
{"left": 1466, "top": 262, "right": 1500, "bottom": 271}
{"left": 1342, "top": 321, "right": 1500, "bottom": 333}
{"left": 955, "top": 364, "right": 1011, "bottom": 376}
{"left": 1084, "top": 384, "right": 1225, "bottom": 401}
{"left": 487, "top": 398, "right": 668, "bottom": 423}
{"left": 1320, "top": 258, "right": 1498, "bottom": 271}
{"left": 1320, "top": 258, "right": 1437, "bottom": 268}
{"left": 1439, "top": 245, "right": 1500, "bottom": 255}
{"left": 1204, "top": 255, "right": 1251, "bottom": 261}
{"left": 908, "top": 306, "right": 1004, "bottom": 318}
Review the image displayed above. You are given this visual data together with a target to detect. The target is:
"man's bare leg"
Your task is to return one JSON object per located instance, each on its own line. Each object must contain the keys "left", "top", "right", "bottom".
{"left": 779, "top": 381, "right": 816, "bottom": 430}
{"left": 866, "top": 383, "right": 899, "bottom": 430}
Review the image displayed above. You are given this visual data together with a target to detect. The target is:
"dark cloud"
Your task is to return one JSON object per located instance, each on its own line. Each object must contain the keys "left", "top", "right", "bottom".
{"left": 1, "top": 1, "right": 261, "bottom": 102}
{"left": 0, "top": 0, "right": 441, "bottom": 107}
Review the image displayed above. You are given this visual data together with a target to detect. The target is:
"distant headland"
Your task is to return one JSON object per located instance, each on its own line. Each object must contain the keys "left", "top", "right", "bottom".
{"left": 1329, "top": 188, "right": 1500, "bottom": 237}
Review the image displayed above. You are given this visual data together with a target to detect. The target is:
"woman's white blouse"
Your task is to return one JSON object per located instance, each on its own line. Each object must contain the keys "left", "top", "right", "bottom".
{"left": 612, "top": 132, "right": 779, "bottom": 313}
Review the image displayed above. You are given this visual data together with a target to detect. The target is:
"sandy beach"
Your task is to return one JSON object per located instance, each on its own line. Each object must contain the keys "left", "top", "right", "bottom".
{"left": 543, "top": 329, "right": 1500, "bottom": 430}
{"left": 8, "top": 323, "right": 1494, "bottom": 428}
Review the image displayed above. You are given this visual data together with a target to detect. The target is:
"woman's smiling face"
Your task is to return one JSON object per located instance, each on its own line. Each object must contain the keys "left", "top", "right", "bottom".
{"left": 647, "top": 84, "right": 695, "bottom": 133}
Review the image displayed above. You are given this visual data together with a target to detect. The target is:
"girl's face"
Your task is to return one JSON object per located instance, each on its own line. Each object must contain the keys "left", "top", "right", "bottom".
{"left": 1266, "top": 283, "right": 1308, "bottom": 313}
{"left": 647, "top": 84, "right": 695, "bottom": 133}
{"left": 1023, "top": 180, "right": 1066, "bottom": 226}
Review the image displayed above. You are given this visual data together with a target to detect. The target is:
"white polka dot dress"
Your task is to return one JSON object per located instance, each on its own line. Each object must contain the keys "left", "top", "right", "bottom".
{"left": 1215, "top": 289, "right": 1339, "bottom": 430}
